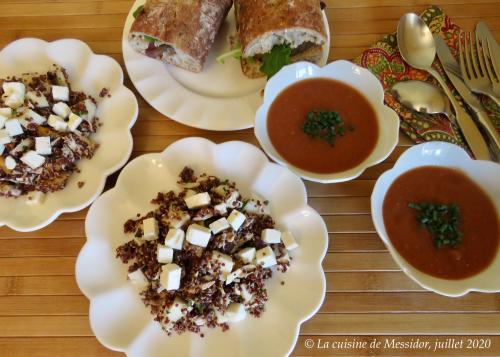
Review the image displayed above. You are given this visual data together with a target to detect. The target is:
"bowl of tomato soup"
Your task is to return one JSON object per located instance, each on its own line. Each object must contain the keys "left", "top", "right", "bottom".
{"left": 372, "top": 142, "right": 500, "bottom": 296}
{"left": 255, "top": 60, "right": 400, "bottom": 183}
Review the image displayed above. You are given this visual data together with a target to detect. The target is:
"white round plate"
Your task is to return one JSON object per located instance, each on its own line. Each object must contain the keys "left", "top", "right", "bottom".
{"left": 371, "top": 142, "right": 500, "bottom": 297}
{"left": 122, "top": 0, "right": 331, "bottom": 131}
{"left": 255, "top": 60, "right": 400, "bottom": 183}
{"left": 76, "top": 137, "right": 328, "bottom": 356}
{"left": 0, "top": 38, "right": 138, "bottom": 232}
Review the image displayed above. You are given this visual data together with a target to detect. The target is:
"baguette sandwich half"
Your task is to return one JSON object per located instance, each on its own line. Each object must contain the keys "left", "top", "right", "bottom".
{"left": 234, "top": 0, "right": 327, "bottom": 78}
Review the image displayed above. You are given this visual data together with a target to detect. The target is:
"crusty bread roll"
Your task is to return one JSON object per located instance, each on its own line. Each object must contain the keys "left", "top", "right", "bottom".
{"left": 129, "top": 0, "right": 233, "bottom": 73}
{"left": 235, "top": 0, "right": 327, "bottom": 78}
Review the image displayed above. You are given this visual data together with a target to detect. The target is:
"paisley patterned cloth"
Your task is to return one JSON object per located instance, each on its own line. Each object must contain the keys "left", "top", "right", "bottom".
{"left": 353, "top": 6, "right": 500, "bottom": 150}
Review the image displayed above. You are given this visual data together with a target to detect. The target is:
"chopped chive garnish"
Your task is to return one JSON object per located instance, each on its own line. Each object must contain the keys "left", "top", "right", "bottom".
{"left": 408, "top": 202, "right": 463, "bottom": 248}
{"left": 302, "top": 110, "right": 354, "bottom": 146}
{"left": 143, "top": 35, "right": 157, "bottom": 43}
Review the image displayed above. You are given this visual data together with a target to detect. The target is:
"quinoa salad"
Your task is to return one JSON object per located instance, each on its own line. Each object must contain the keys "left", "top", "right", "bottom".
{"left": 0, "top": 65, "right": 101, "bottom": 203}
{"left": 116, "top": 167, "right": 299, "bottom": 336}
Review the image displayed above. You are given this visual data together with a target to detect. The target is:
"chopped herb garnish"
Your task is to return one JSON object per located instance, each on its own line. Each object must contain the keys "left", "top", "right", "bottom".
{"left": 143, "top": 35, "right": 158, "bottom": 43}
{"left": 260, "top": 44, "right": 292, "bottom": 79}
{"left": 133, "top": 5, "right": 145, "bottom": 19}
{"left": 302, "top": 110, "right": 353, "bottom": 146}
{"left": 194, "top": 302, "right": 205, "bottom": 313}
{"left": 408, "top": 202, "right": 464, "bottom": 248}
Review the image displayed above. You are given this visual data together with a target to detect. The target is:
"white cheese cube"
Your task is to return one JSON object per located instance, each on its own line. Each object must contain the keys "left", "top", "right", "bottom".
{"left": 52, "top": 102, "right": 71, "bottom": 118}
{"left": 227, "top": 210, "right": 246, "bottom": 231}
{"left": 128, "top": 269, "right": 149, "bottom": 289}
{"left": 0, "top": 129, "right": 11, "bottom": 145}
{"left": 35, "top": 137, "right": 51, "bottom": 155}
{"left": 184, "top": 192, "right": 211, "bottom": 209}
{"left": 209, "top": 217, "right": 231, "bottom": 234}
{"left": 186, "top": 224, "right": 212, "bottom": 247}
{"left": 226, "top": 268, "right": 242, "bottom": 285}
{"left": 0, "top": 115, "right": 6, "bottom": 130}
{"left": 5, "top": 156, "right": 16, "bottom": 170}
{"left": 21, "top": 151, "right": 45, "bottom": 169}
{"left": 213, "top": 184, "right": 229, "bottom": 197}
{"left": 226, "top": 303, "right": 246, "bottom": 322}
{"left": 68, "top": 113, "right": 82, "bottom": 132}
{"left": 256, "top": 246, "right": 277, "bottom": 268}
{"left": 157, "top": 245, "right": 174, "bottom": 264}
{"left": 26, "top": 91, "right": 49, "bottom": 108}
{"left": 240, "top": 284, "right": 253, "bottom": 303}
{"left": 244, "top": 198, "right": 270, "bottom": 215}
{"left": 5, "top": 119, "right": 23, "bottom": 137}
{"left": 25, "top": 109, "right": 46, "bottom": 125}
{"left": 0, "top": 108, "right": 12, "bottom": 118}
{"left": 214, "top": 202, "right": 227, "bottom": 215}
{"left": 0, "top": 144, "right": 4, "bottom": 155}
{"left": 236, "top": 247, "right": 256, "bottom": 264}
{"left": 164, "top": 228, "right": 185, "bottom": 250}
{"left": 142, "top": 217, "right": 159, "bottom": 241}
{"left": 48, "top": 115, "right": 68, "bottom": 132}
{"left": 3, "top": 82, "right": 25, "bottom": 96}
{"left": 83, "top": 99, "right": 96, "bottom": 121}
{"left": 160, "top": 263, "right": 182, "bottom": 291}
{"left": 26, "top": 191, "right": 46, "bottom": 206}
{"left": 215, "top": 309, "right": 228, "bottom": 324}
{"left": 4, "top": 93, "right": 25, "bottom": 109}
{"left": 225, "top": 190, "right": 240, "bottom": 208}
{"left": 167, "top": 297, "right": 188, "bottom": 322}
{"left": 281, "top": 230, "right": 299, "bottom": 251}
{"left": 262, "top": 228, "right": 281, "bottom": 244}
{"left": 194, "top": 317, "right": 205, "bottom": 326}
{"left": 212, "top": 250, "right": 234, "bottom": 274}
{"left": 169, "top": 211, "right": 190, "bottom": 229}
{"left": 52, "top": 85, "right": 69, "bottom": 102}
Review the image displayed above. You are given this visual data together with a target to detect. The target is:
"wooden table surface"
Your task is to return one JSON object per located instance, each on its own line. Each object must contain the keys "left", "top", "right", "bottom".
{"left": 1, "top": 1, "right": 499, "bottom": 356}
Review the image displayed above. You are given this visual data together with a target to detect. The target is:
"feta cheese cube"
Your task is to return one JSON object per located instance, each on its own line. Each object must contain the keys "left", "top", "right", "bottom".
{"left": 21, "top": 151, "right": 45, "bottom": 169}
{"left": 215, "top": 309, "right": 228, "bottom": 324}
{"left": 236, "top": 247, "right": 256, "bottom": 264}
{"left": 184, "top": 192, "right": 211, "bottom": 209}
{"left": 256, "top": 246, "right": 277, "bottom": 268}
{"left": 225, "top": 190, "right": 241, "bottom": 208}
{"left": 0, "top": 115, "right": 6, "bottom": 130}
{"left": 240, "top": 284, "right": 253, "bottom": 303}
{"left": 25, "top": 109, "right": 46, "bottom": 125}
{"left": 5, "top": 119, "right": 24, "bottom": 137}
{"left": 48, "top": 114, "right": 68, "bottom": 132}
{"left": 160, "top": 263, "right": 182, "bottom": 291}
{"left": 213, "top": 184, "right": 229, "bottom": 197}
{"left": 26, "top": 91, "right": 49, "bottom": 108}
{"left": 128, "top": 269, "right": 149, "bottom": 289}
{"left": 166, "top": 297, "right": 188, "bottom": 322}
{"left": 5, "top": 156, "right": 16, "bottom": 170}
{"left": 212, "top": 250, "right": 234, "bottom": 274}
{"left": 52, "top": 85, "right": 69, "bottom": 102}
{"left": 142, "top": 217, "right": 158, "bottom": 241}
{"left": 194, "top": 317, "right": 205, "bottom": 326}
{"left": 35, "top": 137, "right": 51, "bottom": 155}
{"left": 243, "top": 198, "right": 270, "bottom": 215}
{"left": 0, "top": 129, "right": 11, "bottom": 145}
{"left": 164, "top": 228, "right": 185, "bottom": 250}
{"left": 214, "top": 202, "right": 227, "bottom": 215}
{"left": 0, "top": 144, "right": 4, "bottom": 155}
{"left": 4, "top": 93, "right": 25, "bottom": 109}
{"left": 26, "top": 191, "right": 46, "bottom": 206}
{"left": 52, "top": 102, "right": 71, "bottom": 118}
{"left": 209, "top": 217, "right": 231, "bottom": 234}
{"left": 186, "top": 224, "right": 212, "bottom": 247}
{"left": 226, "top": 268, "right": 242, "bottom": 285}
{"left": 69, "top": 114, "right": 84, "bottom": 132}
{"left": 262, "top": 228, "right": 281, "bottom": 244}
{"left": 226, "top": 303, "right": 246, "bottom": 322}
{"left": 281, "top": 230, "right": 299, "bottom": 251}
{"left": 227, "top": 210, "right": 246, "bottom": 231}
{"left": 157, "top": 245, "right": 174, "bottom": 264}
{"left": 0, "top": 108, "right": 12, "bottom": 118}
{"left": 3, "top": 82, "right": 25, "bottom": 96}
{"left": 168, "top": 211, "right": 190, "bottom": 229}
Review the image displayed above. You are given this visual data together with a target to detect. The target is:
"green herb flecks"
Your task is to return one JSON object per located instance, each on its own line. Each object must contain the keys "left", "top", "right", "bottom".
{"left": 260, "top": 44, "right": 292, "bottom": 79}
{"left": 143, "top": 35, "right": 158, "bottom": 43}
{"left": 408, "top": 202, "right": 464, "bottom": 248}
{"left": 302, "top": 110, "right": 352, "bottom": 146}
{"left": 133, "top": 5, "right": 145, "bottom": 19}
{"left": 194, "top": 302, "right": 205, "bottom": 314}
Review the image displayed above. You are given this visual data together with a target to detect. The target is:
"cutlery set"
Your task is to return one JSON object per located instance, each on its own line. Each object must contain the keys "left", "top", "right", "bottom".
{"left": 394, "top": 14, "right": 500, "bottom": 161}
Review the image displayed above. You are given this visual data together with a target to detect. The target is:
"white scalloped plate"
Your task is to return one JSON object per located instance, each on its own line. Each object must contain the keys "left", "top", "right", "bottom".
{"left": 122, "top": 0, "right": 330, "bottom": 131}
{"left": 255, "top": 60, "right": 400, "bottom": 183}
{"left": 76, "top": 137, "right": 328, "bottom": 356}
{"left": 372, "top": 142, "right": 500, "bottom": 297}
{"left": 0, "top": 38, "right": 138, "bottom": 232}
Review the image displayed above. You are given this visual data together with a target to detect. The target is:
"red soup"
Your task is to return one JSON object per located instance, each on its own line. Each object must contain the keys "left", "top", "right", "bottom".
{"left": 383, "top": 166, "right": 499, "bottom": 280}
{"left": 267, "top": 78, "right": 379, "bottom": 174}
